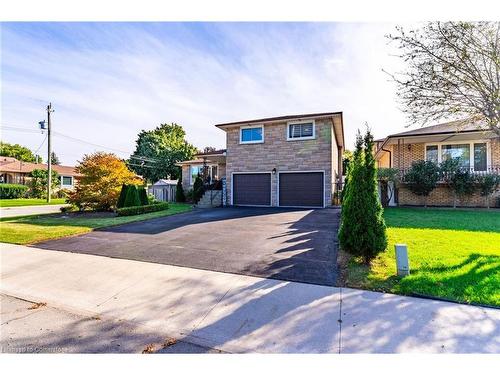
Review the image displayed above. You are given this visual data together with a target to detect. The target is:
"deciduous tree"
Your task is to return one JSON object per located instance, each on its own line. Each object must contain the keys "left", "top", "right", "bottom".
{"left": 68, "top": 152, "right": 142, "bottom": 210}
{"left": 386, "top": 22, "right": 500, "bottom": 135}
{"left": 129, "top": 123, "right": 197, "bottom": 183}
{"left": 0, "top": 142, "right": 37, "bottom": 162}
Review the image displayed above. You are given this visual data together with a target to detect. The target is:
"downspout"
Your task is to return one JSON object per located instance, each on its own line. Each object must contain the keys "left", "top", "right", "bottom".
{"left": 381, "top": 146, "right": 392, "bottom": 168}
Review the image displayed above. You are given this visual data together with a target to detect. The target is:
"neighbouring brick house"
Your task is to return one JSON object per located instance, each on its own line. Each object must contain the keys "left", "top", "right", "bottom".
{"left": 0, "top": 156, "right": 81, "bottom": 190}
{"left": 177, "top": 112, "right": 345, "bottom": 207}
{"left": 375, "top": 119, "right": 500, "bottom": 208}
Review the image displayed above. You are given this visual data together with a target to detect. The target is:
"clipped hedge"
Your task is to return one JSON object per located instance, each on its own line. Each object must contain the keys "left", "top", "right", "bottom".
{"left": 116, "top": 202, "right": 169, "bottom": 216}
{"left": 0, "top": 183, "right": 29, "bottom": 199}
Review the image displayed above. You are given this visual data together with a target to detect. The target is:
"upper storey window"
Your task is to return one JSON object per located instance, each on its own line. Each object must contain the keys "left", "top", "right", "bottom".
{"left": 287, "top": 121, "right": 315, "bottom": 140}
{"left": 240, "top": 125, "right": 264, "bottom": 144}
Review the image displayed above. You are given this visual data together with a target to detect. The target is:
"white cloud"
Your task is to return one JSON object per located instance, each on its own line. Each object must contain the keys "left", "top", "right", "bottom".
{"left": 1, "top": 22, "right": 411, "bottom": 165}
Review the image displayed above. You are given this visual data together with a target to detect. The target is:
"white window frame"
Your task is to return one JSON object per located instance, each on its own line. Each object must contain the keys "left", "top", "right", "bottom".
{"left": 239, "top": 124, "right": 264, "bottom": 144}
{"left": 60, "top": 175, "right": 73, "bottom": 188}
{"left": 424, "top": 140, "right": 491, "bottom": 171}
{"left": 189, "top": 164, "right": 217, "bottom": 185}
{"left": 286, "top": 120, "right": 316, "bottom": 141}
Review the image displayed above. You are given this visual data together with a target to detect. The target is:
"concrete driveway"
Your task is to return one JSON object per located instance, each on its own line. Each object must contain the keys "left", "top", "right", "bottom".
{"left": 33, "top": 207, "right": 340, "bottom": 286}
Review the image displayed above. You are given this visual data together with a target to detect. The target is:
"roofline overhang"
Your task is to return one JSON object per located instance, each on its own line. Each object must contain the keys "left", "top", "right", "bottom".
{"left": 374, "top": 128, "right": 497, "bottom": 160}
{"left": 214, "top": 112, "right": 343, "bottom": 129}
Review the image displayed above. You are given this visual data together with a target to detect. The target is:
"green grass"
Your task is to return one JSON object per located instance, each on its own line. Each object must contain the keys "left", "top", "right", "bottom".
{"left": 0, "top": 203, "right": 193, "bottom": 245}
{"left": 0, "top": 198, "right": 67, "bottom": 207}
{"left": 345, "top": 208, "right": 500, "bottom": 307}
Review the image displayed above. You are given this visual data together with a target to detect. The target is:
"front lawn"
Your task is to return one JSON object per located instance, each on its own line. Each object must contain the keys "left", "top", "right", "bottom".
{"left": 344, "top": 208, "right": 500, "bottom": 307}
{"left": 0, "top": 198, "right": 67, "bottom": 207}
{"left": 0, "top": 203, "right": 193, "bottom": 244}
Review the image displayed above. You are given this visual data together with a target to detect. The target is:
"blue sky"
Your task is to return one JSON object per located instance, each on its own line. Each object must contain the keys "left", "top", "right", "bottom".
{"left": 1, "top": 22, "right": 407, "bottom": 165}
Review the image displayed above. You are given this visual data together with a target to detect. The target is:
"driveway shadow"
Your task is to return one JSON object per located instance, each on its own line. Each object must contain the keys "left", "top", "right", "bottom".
{"left": 32, "top": 207, "right": 340, "bottom": 286}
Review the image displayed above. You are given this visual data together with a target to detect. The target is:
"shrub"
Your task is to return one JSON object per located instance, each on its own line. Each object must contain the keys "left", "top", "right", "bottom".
{"left": 117, "top": 202, "right": 169, "bottom": 216}
{"left": 440, "top": 158, "right": 476, "bottom": 208}
{"left": 0, "top": 183, "right": 29, "bottom": 199}
{"left": 404, "top": 160, "right": 440, "bottom": 207}
{"left": 138, "top": 186, "right": 149, "bottom": 206}
{"left": 477, "top": 174, "right": 500, "bottom": 209}
{"left": 123, "top": 185, "right": 141, "bottom": 208}
{"left": 176, "top": 179, "right": 186, "bottom": 202}
{"left": 116, "top": 184, "right": 128, "bottom": 209}
{"left": 192, "top": 176, "right": 204, "bottom": 203}
{"left": 339, "top": 128, "right": 387, "bottom": 264}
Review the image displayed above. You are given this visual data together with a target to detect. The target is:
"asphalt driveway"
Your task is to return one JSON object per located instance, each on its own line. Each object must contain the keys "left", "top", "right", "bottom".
{"left": 33, "top": 207, "right": 340, "bottom": 286}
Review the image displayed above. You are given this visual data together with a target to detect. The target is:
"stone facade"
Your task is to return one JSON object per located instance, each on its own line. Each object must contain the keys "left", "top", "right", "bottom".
{"left": 224, "top": 118, "right": 338, "bottom": 206}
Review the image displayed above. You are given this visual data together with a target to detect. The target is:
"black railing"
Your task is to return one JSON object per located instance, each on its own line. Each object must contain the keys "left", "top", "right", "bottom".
{"left": 397, "top": 165, "right": 500, "bottom": 182}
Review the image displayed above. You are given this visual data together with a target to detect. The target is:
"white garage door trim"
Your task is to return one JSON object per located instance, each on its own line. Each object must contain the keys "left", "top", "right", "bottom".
{"left": 277, "top": 170, "right": 326, "bottom": 208}
{"left": 231, "top": 172, "right": 272, "bottom": 207}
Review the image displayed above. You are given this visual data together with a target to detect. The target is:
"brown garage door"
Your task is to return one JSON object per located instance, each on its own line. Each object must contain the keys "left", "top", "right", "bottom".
{"left": 233, "top": 173, "right": 271, "bottom": 206}
{"left": 279, "top": 172, "right": 324, "bottom": 207}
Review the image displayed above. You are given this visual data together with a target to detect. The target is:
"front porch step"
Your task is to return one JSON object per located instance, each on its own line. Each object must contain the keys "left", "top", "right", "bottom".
{"left": 196, "top": 190, "right": 222, "bottom": 208}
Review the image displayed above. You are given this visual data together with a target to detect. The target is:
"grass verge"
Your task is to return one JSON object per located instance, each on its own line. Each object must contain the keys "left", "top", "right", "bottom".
{"left": 0, "top": 203, "right": 193, "bottom": 245}
{"left": 0, "top": 198, "right": 67, "bottom": 207}
{"left": 343, "top": 207, "right": 500, "bottom": 307}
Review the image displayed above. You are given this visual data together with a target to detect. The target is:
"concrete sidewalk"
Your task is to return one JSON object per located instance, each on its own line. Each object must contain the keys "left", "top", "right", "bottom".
{"left": 0, "top": 204, "right": 67, "bottom": 218}
{"left": 1, "top": 243, "right": 499, "bottom": 353}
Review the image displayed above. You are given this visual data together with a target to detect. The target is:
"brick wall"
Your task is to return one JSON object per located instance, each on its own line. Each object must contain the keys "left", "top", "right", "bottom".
{"left": 398, "top": 185, "right": 500, "bottom": 208}
{"left": 380, "top": 137, "right": 500, "bottom": 207}
{"left": 224, "top": 118, "right": 336, "bottom": 206}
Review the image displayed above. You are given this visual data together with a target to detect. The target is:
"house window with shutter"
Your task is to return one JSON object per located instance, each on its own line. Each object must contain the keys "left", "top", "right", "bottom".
{"left": 287, "top": 121, "right": 315, "bottom": 140}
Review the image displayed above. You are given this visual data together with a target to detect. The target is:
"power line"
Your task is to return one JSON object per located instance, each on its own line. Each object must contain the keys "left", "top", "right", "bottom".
{"left": 1, "top": 123, "right": 162, "bottom": 163}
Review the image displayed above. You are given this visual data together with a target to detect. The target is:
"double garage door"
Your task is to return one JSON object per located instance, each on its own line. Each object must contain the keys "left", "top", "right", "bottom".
{"left": 232, "top": 172, "right": 324, "bottom": 207}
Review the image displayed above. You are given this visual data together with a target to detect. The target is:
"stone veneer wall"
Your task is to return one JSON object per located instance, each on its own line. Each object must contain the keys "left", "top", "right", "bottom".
{"left": 224, "top": 118, "right": 336, "bottom": 206}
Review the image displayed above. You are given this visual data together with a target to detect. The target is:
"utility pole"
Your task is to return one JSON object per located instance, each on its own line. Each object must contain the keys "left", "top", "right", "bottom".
{"left": 46, "top": 103, "right": 53, "bottom": 203}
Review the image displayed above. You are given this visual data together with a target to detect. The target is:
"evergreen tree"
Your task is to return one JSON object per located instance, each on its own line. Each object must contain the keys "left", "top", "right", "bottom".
{"left": 138, "top": 186, "right": 149, "bottom": 206}
{"left": 192, "top": 176, "right": 204, "bottom": 203}
{"left": 123, "top": 185, "right": 141, "bottom": 207}
{"left": 116, "top": 184, "right": 128, "bottom": 209}
{"left": 339, "top": 128, "right": 387, "bottom": 264}
{"left": 176, "top": 179, "right": 186, "bottom": 202}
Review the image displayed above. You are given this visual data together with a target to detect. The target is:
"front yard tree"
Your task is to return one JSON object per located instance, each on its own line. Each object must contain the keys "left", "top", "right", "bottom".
{"left": 339, "top": 128, "right": 387, "bottom": 264}
{"left": 387, "top": 22, "right": 500, "bottom": 136}
{"left": 29, "top": 169, "right": 59, "bottom": 199}
{"left": 68, "top": 152, "right": 142, "bottom": 211}
{"left": 404, "top": 160, "right": 440, "bottom": 207}
{"left": 130, "top": 123, "right": 197, "bottom": 183}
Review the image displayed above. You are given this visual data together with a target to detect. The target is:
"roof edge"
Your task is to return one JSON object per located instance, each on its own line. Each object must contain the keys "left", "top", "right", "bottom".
{"left": 214, "top": 111, "right": 343, "bottom": 128}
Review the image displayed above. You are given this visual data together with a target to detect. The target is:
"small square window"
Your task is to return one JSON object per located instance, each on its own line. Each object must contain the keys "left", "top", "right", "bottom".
{"left": 61, "top": 176, "right": 72, "bottom": 186}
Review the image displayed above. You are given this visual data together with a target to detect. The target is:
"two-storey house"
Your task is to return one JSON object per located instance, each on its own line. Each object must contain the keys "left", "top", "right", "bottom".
{"left": 178, "top": 112, "right": 345, "bottom": 208}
